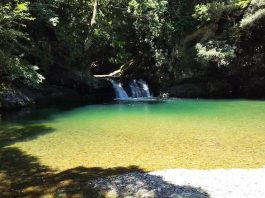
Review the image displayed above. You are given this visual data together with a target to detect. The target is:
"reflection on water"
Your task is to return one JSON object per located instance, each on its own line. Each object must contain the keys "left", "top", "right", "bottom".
{"left": 1, "top": 99, "right": 265, "bottom": 171}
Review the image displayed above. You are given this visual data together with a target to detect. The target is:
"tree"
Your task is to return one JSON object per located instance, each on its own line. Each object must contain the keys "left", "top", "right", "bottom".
{"left": 0, "top": 1, "right": 44, "bottom": 87}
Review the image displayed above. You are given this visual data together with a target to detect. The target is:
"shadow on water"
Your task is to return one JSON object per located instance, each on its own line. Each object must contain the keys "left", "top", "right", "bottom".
{"left": 0, "top": 100, "right": 165, "bottom": 124}
{"left": 0, "top": 125, "right": 54, "bottom": 148}
{"left": 0, "top": 103, "right": 86, "bottom": 124}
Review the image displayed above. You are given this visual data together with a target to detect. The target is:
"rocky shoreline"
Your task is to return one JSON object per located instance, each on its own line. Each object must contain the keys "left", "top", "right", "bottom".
{"left": 89, "top": 171, "right": 208, "bottom": 198}
{"left": 0, "top": 80, "right": 114, "bottom": 110}
{"left": 88, "top": 168, "right": 265, "bottom": 198}
{"left": 1, "top": 78, "right": 264, "bottom": 110}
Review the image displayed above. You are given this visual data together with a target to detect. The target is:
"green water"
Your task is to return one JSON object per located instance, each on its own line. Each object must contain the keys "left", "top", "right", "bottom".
{"left": 1, "top": 99, "right": 265, "bottom": 171}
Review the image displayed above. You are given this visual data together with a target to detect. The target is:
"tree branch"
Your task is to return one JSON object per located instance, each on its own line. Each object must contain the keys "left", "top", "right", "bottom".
{"left": 90, "top": 0, "right": 98, "bottom": 27}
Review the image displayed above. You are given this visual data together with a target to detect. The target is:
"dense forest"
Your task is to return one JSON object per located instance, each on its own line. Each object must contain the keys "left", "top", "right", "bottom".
{"left": 0, "top": 0, "right": 265, "bottom": 108}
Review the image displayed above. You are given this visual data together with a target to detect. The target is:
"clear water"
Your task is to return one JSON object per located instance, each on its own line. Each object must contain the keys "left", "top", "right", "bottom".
{"left": 1, "top": 99, "right": 265, "bottom": 171}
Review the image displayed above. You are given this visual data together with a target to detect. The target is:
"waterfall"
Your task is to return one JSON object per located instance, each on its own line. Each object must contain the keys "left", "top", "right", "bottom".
{"left": 110, "top": 79, "right": 152, "bottom": 99}
{"left": 138, "top": 79, "right": 151, "bottom": 98}
{"left": 130, "top": 80, "right": 142, "bottom": 98}
{"left": 129, "top": 79, "right": 151, "bottom": 98}
{"left": 110, "top": 80, "right": 129, "bottom": 99}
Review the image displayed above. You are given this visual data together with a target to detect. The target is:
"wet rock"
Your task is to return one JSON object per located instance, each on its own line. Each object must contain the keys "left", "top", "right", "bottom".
{"left": 168, "top": 80, "right": 234, "bottom": 98}
{"left": 0, "top": 88, "right": 33, "bottom": 109}
{"left": 169, "top": 83, "right": 208, "bottom": 98}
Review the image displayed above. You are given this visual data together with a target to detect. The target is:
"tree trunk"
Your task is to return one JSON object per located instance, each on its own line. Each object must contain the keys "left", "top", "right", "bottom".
{"left": 91, "top": 0, "right": 98, "bottom": 27}
{"left": 84, "top": 0, "right": 98, "bottom": 51}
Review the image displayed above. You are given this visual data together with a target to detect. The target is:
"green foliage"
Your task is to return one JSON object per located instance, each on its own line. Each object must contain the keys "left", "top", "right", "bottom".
{"left": 126, "top": 0, "right": 168, "bottom": 66}
{"left": 0, "top": 1, "right": 44, "bottom": 87}
{"left": 235, "top": 0, "right": 251, "bottom": 9}
{"left": 195, "top": 41, "right": 236, "bottom": 67}
{"left": 0, "top": 1, "right": 34, "bottom": 24}
{"left": 91, "top": 0, "right": 170, "bottom": 69}
{"left": 0, "top": 0, "right": 264, "bottom": 95}
{"left": 29, "top": 0, "right": 94, "bottom": 71}
{"left": 193, "top": 2, "right": 226, "bottom": 23}
{"left": 240, "top": 0, "right": 265, "bottom": 28}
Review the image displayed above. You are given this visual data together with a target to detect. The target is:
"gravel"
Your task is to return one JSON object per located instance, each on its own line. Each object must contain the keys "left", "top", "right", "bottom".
{"left": 151, "top": 168, "right": 265, "bottom": 198}
{"left": 89, "top": 172, "right": 209, "bottom": 198}
{"left": 89, "top": 168, "right": 265, "bottom": 198}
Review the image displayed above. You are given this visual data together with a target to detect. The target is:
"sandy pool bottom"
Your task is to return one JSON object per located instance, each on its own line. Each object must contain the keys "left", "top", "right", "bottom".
{"left": 9, "top": 113, "right": 265, "bottom": 172}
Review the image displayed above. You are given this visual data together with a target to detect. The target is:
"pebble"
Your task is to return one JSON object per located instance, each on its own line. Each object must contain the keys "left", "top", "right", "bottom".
{"left": 89, "top": 172, "right": 209, "bottom": 198}
{"left": 89, "top": 168, "right": 265, "bottom": 198}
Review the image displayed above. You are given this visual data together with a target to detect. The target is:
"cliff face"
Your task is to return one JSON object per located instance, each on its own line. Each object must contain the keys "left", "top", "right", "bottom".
{"left": 0, "top": 86, "right": 80, "bottom": 109}
{"left": 0, "top": 78, "right": 115, "bottom": 109}
{"left": 0, "top": 88, "right": 32, "bottom": 109}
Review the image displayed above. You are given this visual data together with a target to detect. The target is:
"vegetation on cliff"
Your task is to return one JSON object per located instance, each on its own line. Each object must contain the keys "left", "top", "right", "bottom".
{"left": 0, "top": 0, "right": 264, "bottom": 101}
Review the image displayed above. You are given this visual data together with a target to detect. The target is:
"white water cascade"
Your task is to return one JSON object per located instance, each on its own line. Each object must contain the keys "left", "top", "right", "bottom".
{"left": 130, "top": 80, "right": 142, "bottom": 98}
{"left": 110, "top": 79, "right": 152, "bottom": 99}
{"left": 110, "top": 80, "right": 129, "bottom": 99}
{"left": 129, "top": 79, "right": 151, "bottom": 98}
